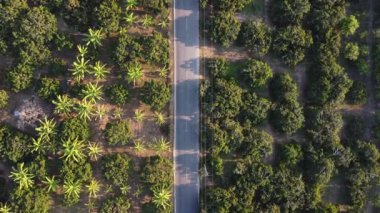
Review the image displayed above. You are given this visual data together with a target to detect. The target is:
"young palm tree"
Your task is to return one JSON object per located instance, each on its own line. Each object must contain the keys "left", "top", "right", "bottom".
{"left": 52, "top": 95, "right": 74, "bottom": 116}
{"left": 154, "top": 111, "right": 166, "bottom": 126}
{"left": 134, "top": 109, "right": 145, "bottom": 123}
{"left": 151, "top": 185, "right": 172, "bottom": 210}
{"left": 77, "top": 45, "right": 88, "bottom": 58}
{"left": 0, "top": 203, "right": 11, "bottom": 213}
{"left": 36, "top": 117, "right": 56, "bottom": 141}
{"left": 127, "top": 63, "right": 143, "bottom": 87}
{"left": 86, "top": 179, "right": 101, "bottom": 198}
{"left": 83, "top": 28, "right": 104, "bottom": 48}
{"left": 158, "top": 66, "right": 167, "bottom": 78}
{"left": 153, "top": 137, "right": 171, "bottom": 155}
{"left": 82, "top": 82, "right": 103, "bottom": 103}
{"left": 91, "top": 61, "right": 109, "bottom": 80}
{"left": 9, "top": 163, "right": 34, "bottom": 190}
{"left": 126, "top": 0, "right": 137, "bottom": 10}
{"left": 158, "top": 18, "right": 168, "bottom": 28}
{"left": 141, "top": 14, "right": 153, "bottom": 28}
{"left": 120, "top": 184, "right": 131, "bottom": 195}
{"left": 133, "top": 140, "right": 145, "bottom": 154}
{"left": 31, "top": 138, "right": 45, "bottom": 154}
{"left": 94, "top": 105, "right": 106, "bottom": 120}
{"left": 63, "top": 179, "right": 82, "bottom": 200}
{"left": 76, "top": 100, "right": 94, "bottom": 121}
{"left": 70, "top": 57, "right": 89, "bottom": 82}
{"left": 87, "top": 142, "right": 103, "bottom": 161}
{"left": 42, "top": 176, "right": 59, "bottom": 192}
{"left": 113, "top": 107, "right": 123, "bottom": 119}
{"left": 124, "top": 12, "right": 136, "bottom": 26}
{"left": 61, "top": 137, "right": 86, "bottom": 163}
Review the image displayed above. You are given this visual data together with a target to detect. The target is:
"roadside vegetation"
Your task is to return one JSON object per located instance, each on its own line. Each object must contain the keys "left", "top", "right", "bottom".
{"left": 0, "top": 0, "right": 173, "bottom": 212}
{"left": 201, "top": 0, "right": 380, "bottom": 212}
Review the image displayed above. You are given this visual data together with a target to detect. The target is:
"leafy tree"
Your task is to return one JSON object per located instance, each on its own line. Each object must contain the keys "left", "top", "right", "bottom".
{"left": 104, "top": 120, "right": 132, "bottom": 145}
{"left": 106, "top": 83, "right": 129, "bottom": 106}
{"left": 204, "top": 187, "right": 237, "bottom": 213}
{"left": 95, "top": 0, "right": 122, "bottom": 33}
{"left": 141, "top": 80, "right": 171, "bottom": 110}
{"left": 273, "top": 25, "right": 313, "bottom": 67}
{"left": 242, "top": 93, "right": 271, "bottom": 125}
{"left": 357, "top": 59, "right": 369, "bottom": 75}
{"left": 242, "top": 59, "right": 273, "bottom": 88}
{"left": 344, "top": 42, "right": 359, "bottom": 61}
{"left": 100, "top": 196, "right": 131, "bottom": 212}
{"left": 0, "top": 0, "right": 28, "bottom": 33}
{"left": 9, "top": 188, "right": 51, "bottom": 212}
{"left": 61, "top": 137, "right": 86, "bottom": 163}
{"left": 0, "top": 90, "right": 8, "bottom": 109}
{"left": 9, "top": 163, "right": 34, "bottom": 190}
{"left": 101, "top": 154, "right": 131, "bottom": 186}
{"left": 8, "top": 63, "right": 33, "bottom": 92}
{"left": 346, "top": 81, "right": 367, "bottom": 105}
{"left": 37, "top": 77, "right": 60, "bottom": 100}
{"left": 83, "top": 28, "right": 105, "bottom": 48}
{"left": 271, "top": 101, "right": 304, "bottom": 134}
{"left": 114, "top": 34, "right": 143, "bottom": 66}
{"left": 270, "top": 0, "right": 311, "bottom": 25}
{"left": 82, "top": 82, "right": 103, "bottom": 103}
{"left": 270, "top": 73, "right": 298, "bottom": 104}
{"left": 279, "top": 142, "right": 303, "bottom": 166}
{"left": 238, "top": 20, "right": 272, "bottom": 56}
{"left": 241, "top": 126, "right": 273, "bottom": 160}
{"left": 214, "top": 0, "right": 250, "bottom": 12}
{"left": 0, "top": 125, "right": 32, "bottom": 162}
{"left": 207, "top": 58, "right": 227, "bottom": 78}
{"left": 341, "top": 15, "right": 359, "bottom": 36}
{"left": 145, "top": 32, "right": 170, "bottom": 66}
{"left": 309, "top": 0, "right": 346, "bottom": 33}
{"left": 141, "top": 156, "right": 173, "bottom": 187}
{"left": 209, "top": 11, "right": 241, "bottom": 47}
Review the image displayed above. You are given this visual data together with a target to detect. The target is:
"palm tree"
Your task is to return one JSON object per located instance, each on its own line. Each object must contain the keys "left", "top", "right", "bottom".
{"left": 113, "top": 107, "right": 123, "bottom": 119}
{"left": 52, "top": 95, "right": 74, "bottom": 116}
{"left": 154, "top": 111, "right": 166, "bottom": 125}
{"left": 151, "top": 185, "right": 172, "bottom": 210}
{"left": 76, "top": 100, "right": 94, "bottom": 121}
{"left": 36, "top": 117, "right": 56, "bottom": 141}
{"left": 70, "top": 57, "right": 89, "bottom": 82}
{"left": 87, "top": 142, "right": 103, "bottom": 161}
{"left": 82, "top": 82, "right": 103, "bottom": 103}
{"left": 42, "top": 176, "right": 59, "bottom": 192}
{"left": 134, "top": 109, "right": 145, "bottom": 123}
{"left": 31, "top": 138, "right": 45, "bottom": 154}
{"left": 77, "top": 45, "right": 88, "bottom": 58}
{"left": 9, "top": 163, "right": 34, "bottom": 190}
{"left": 158, "top": 66, "right": 167, "bottom": 78}
{"left": 126, "top": 0, "right": 137, "bottom": 10}
{"left": 86, "top": 179, "right": 101, "bottom": 198}
{"left": 95, "top": 105, "right": 106, "bottom": 120}
{"left": 0, "top": 203, "right": 11, "bottom": 213}
{"left": 153, "top": 137, "right": 170, "bottom": 155}
{"left": 91, "top": 61, "right": 109, "bottom": 80}
{"left": 127, "top": 63, "right": 143, "bottom": 87}
{"left": 61, "top": 137, "right": 86, "bottom": 163}
{"left": 124, "top": 12, "right": 136, "bottom": 26}
{"left": 158, "top": 18, "right": 168, "bottom": 28}
{"left": 120, "top": 184, "right": 131, "bottom": 195}
{"left": 83, "top": 28, "right": 104, "bottom": 48}
{"left": 141, "top": 14, "right": 153, "bottom": 28}
{"left": 63, "top": 179, "right": 82, "bottom": 200}
{"left": 133, "top": 140, "right": 145, "bottom": 154}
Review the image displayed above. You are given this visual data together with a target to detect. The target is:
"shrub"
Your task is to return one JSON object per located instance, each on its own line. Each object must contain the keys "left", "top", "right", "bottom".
{"left": 238, "top": 20, "right": 272, "bottom": 56}
{"left": 341, "top": 15, "right": 359, "bottom": 36}
{"left": 37, "top": 77, "right": 60, "bottom": 100}
{"left": 141, "top": 156, "right": 173, "bottom": 187}
{"left": 114, "top": 35, "right": 143, "bottom": 66}
{"left": 106, "top": 84, "right": 129, "bottom": 106}
{"left": 60, "top": 117, "right": 90, "bottom": 141}
{"left": 101, "top": 154, "right": 131, "bottom": 186}
{"left": 141, "top": 80, "right": 171, "bottom": 110}
{"left": 242, "top": 59, "right": 273, "bottom": 88}
{"left": 270, "top": 0, "right": 311, "bottom": 26}
{"left": 242, "top": 93, "right": 271, "bottom": 125}
{"left": 214, "top": 0, "right": 250, "bottom": 12}
{"left": 0, "top": 90, "right": 9, "bottom": 109}
{"left": 346, "top": 81, "right": 367, "bottom": 105}
{"left": 104, "top": 120, "right": 132, "bottom": 145}
{"left": 8, "top": 63, "right": 34, "bottom": 92}
{"left": 271, "top": 101, "right": 304, "bottom": 135}
{"left": 344, "top": 42, "right": 359, "bottom": 61}
{"left": 100, "top": 196, "right": 131, "bottom": 212}
{"left": 0, "top": 125, "right": 32, "bottom": 162}
{"left": 95, "top": 0, "right": 122, "bottom": 33}
{"left": 209, "top": 11, "right": 241, "bottom": 48}
{"left": 356, "top": 59, "right": 369, "bottom": 75}
{"left": 144, "top": 32, "right": 170, "bottom": 66}
{"left": 207, "top": 58, "right": 227, "bottom": 78}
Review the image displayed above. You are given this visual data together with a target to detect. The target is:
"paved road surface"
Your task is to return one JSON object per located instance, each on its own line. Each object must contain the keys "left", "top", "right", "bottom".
{"left": 173, "top": 0, "right": 200, "bottom": 212}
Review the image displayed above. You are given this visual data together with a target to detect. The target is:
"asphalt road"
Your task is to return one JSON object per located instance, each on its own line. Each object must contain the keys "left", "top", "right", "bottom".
{"left": 173, "top": 0, "right": 200, "bottom": 212}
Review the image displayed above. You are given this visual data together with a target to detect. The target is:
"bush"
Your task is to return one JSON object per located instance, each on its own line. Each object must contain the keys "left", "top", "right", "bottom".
{"left": 214, "top": 0, "right": 250, "bottom": 12}
{"left": 242, "top": 59, "right": 273, "bottom": 89}
{"left": 104, "top": 120, "right": 132, "bottom": 145}
{"left": 37, "top": 77, "right": 60, "bottom": 100}
{"left": 279, "top": 142, "right": 303, "bottom": 167}
{"left": 0, "top": 90, "right": 9, "bottom": 109}
{"left": 270, "top": 73, "right": 298, "bottom": 104}
{"left": 271, "top": 101, "right": 304, "bottom": 135}
{"left": 341, "top": 15, "right": 359, "bottom": 36}
{"left": 114, "top": 35, "right": 143, "bottom": 66}
{"left": 346, "top": 81, "right": 367, "bottom": 105}
{"left": 106, "top": 84, "right": 129, "bottom": 106}
{"left": 0, "top": 125, "right": 32, "bottom": 162}
{"left": 144, "top": 32, "right": 170, "bottom": 66}
{"left": 141, "top": 80, "right": 171, "bottom": 110}
{"left": 8, "top": 63, "right": 34, "bottom": 92}
{"left": 101, "top": 154, "right": 131, "bottom": 186}
{"left": 207, "top": 58, "right": 227, "bottom": 78}
{"left": 238, "top": 20, "right": 272, "bottom": 56}
{"left": 95, "top": 0, "right": 122, "bottom": 33}
{"left": 100, "top": 196, "right": 131, "bottom": 213}
{"left": 209, "top": 11, "right": 241, "bottom": 48}
{"left": 60, "top": 117, "right": 90, "bottom": 141}
{"left": 356, "top": 59, "right": 369, "bottom": 75}
{"left": 344, "top": 42, "right": 359, "bottom": 61}
{"left": 241, "top": 93, "right": 271, "bottom": 125}
{"left": 270, "top": 0, "right": 311, "bottom": 26}
{"left": 141, "top": 156, "right": 173, "bottom": 187}
{"left": 241, "top": 126, "right": 273, "bottom": 160}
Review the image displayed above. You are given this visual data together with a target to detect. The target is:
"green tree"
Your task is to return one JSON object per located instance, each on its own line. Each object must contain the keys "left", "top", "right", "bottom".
{"left": 124, "top": 12, "right": 136, "bottom": 26}
{"left": 214, "top": 0, "right": 251, "bottom": 12}
{"left": 344, "top": 42, "right": 359, "bottom": 61}
{"left": 106, "top": 84, "right": 129, "bottom": 105}
{"left": 9, "top": 163, "right": 34, "bottom": 190}
{"left": 101, "top": 154, "right": 131, "bottom": 186}
{"left": 242, "top": 93, "right": 271, "bottom": 125}
{"left": 270, "top": 0, "right": 311, "bottom": 25}
{"left": 242, "top": 59, "right": 273, "bottom": 88}
{"left": 8, "top": 63, "right": 33, "bottom": 92}
{"left": 141, "top": 80, "right": 171, "bottom": 110}
{"left": 36, "top": 117, "right": 57, "bottom": 142}
{"left": 95, "top": 0, "right": 122, "bottom": 33}
{"left": 0, "top": 90, "right": 8, "bottom": 109}
{"left": 239, "top": 20, "right": 272, "bottom": 56}
{"left": 209, "top": 11, "right": 241, "bottom": 47}
{"left": 154, "top": 111, "right": 166, "bottom": 125}
{"left": 126, "top": 0, "right": 138, "bottom": 10}
{"left": 273, "top": 25, "right": 313, "bottom": 67}
{"left": 341, "top": 15, "right": 359, "bottom": 36}
{"left": 0, "top": 203, "right": 11, "bottom": 213}
{"left": 37, "top": 77, "right": 60, "bottom": 100}
{"left": 104, "top": 120, "right": 132, "bottom": 145}
{"left": 346, "top": 81, "right": 367, "bottom": 105}
{"left": 153, "top": 137, "right": 171, "bottom": 155}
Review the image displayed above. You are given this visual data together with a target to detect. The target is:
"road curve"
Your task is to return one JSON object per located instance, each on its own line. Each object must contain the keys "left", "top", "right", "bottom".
{"left": 173, "top": 0, "right": 200, "bottom": 212}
